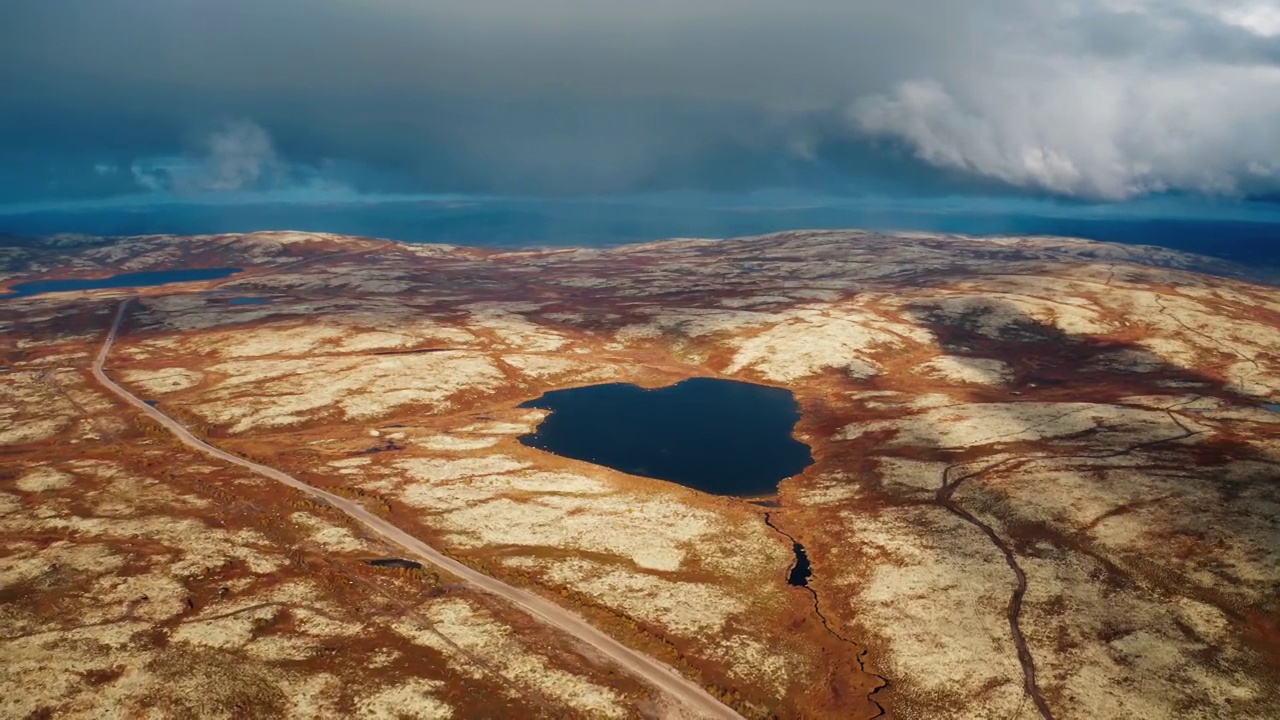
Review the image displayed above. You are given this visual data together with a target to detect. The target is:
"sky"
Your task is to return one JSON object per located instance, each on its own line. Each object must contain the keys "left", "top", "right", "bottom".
{"left": 3, "top": 0, "right": 1280, "bottom": 211}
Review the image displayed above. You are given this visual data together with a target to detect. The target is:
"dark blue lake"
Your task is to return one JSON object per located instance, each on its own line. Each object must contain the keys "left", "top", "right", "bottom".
{"left": 519, "top": 377, "right": 813, "bottom": 496}
{"left": 228, "top": 297, "right": 271, "bottom": 305}
{"left": 2, "top": 267, "right": 242, "bottom": 299}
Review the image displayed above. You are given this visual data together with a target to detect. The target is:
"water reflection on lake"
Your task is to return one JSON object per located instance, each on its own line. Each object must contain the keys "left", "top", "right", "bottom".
{"left": 1, "top": 267, "right": 242, "bottom": 299}
{"left": 519, "top": 377, "right": 813, "bottom": 496}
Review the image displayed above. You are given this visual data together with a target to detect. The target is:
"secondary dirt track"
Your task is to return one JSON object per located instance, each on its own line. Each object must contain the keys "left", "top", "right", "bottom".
{"left": 92, "top": 298, "right": 743, "bottom": 720}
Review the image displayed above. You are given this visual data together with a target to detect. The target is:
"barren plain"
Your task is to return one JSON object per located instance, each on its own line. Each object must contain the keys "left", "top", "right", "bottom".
{"left": 2, "top": 229, "right": 1278, "bottom": 719}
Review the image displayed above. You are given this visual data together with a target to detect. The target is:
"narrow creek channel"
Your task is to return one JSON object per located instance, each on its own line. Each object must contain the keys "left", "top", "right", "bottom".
{"left": 763, "top": 511, "right": 887, "bottom": 716}
{"left": 763, "top": 512, "right": 811, "bottom": 587}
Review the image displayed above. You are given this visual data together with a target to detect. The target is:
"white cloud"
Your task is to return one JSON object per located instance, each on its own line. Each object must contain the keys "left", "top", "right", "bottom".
{"left": 1206, "top": 1, "right": 1280, "bottom": 37}
{"left": 130, "top": 120, "right": 285, "bottom": 193}
{"left": 849, "top": 2, "right": 1280, "bottom": 199}
{"left": 197, "top": 119, "right": 283, "bottom": 191}
{"left": 128, "top": 120, "right": 349, "bottom": 196}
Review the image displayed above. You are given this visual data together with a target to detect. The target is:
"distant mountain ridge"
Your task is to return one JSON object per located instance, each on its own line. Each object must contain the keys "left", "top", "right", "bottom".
{"left": 0, "top": 228, "right": 1268, "bottom": 287}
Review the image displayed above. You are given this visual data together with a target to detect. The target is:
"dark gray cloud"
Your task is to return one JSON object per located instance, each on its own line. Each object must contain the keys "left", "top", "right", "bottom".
{"left": 2, "top": 0, "right": 1279, "bottom": 202}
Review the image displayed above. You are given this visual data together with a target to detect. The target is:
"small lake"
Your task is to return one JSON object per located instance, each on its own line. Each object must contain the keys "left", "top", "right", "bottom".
{"left": 519, "top": 377, "right": 813, "bottom": 496}
{"left": 228, "top": 297, "right": 271, "bottom": 305}
{"left": 1, "top": 267, "right": 242, "bottom": 299}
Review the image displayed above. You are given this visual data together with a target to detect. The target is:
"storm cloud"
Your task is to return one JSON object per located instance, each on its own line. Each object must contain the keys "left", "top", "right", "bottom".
{"left": 2, "top": 0, "right": 1279, "bottom": 202}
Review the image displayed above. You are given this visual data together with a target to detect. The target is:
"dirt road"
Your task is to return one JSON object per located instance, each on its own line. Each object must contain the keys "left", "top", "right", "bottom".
{"left": 93, "top": 299, "right": 743, "bottom": 720}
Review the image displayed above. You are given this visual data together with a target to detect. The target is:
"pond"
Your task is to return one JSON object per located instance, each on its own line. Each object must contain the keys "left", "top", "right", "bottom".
{"left": 786, "top": 541, "right": 813, "bottom": 587}
{"left": 519, "top": 377, "right": 813, "bottom": 496}
{"left": 364, "top": 558, "right": 423, "bottom": 569}
{"left": 1, "top": 267, "right": 242, "bottom": 299}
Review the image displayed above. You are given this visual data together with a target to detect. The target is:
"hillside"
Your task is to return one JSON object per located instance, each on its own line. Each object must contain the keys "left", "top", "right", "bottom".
{"left": 2, "top": 229, "right": 1278, "bottom": 719}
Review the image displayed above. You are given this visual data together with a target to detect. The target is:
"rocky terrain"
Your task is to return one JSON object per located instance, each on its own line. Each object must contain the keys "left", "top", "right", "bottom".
{"left": 2, "top": 229, "right": 1278, "bottom": 719}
